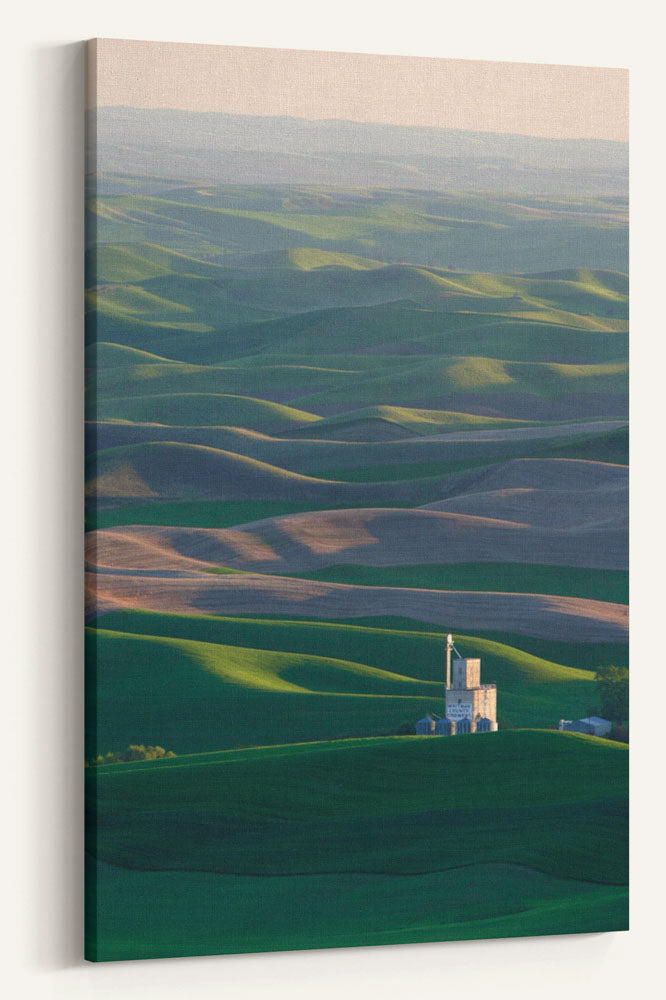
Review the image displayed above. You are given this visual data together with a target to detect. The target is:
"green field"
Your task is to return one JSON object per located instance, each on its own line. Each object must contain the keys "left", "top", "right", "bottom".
{"left": 88, "top": 183, "right": 629, "bottom": 275}
{"left": 86, "top": 498, "right": 415, "bottom": 531}
{"left": 290, "top": 562, "right": 629, "bottom": 603}
{"left": 286, "top": 404, "right": 530, "bottom": 436}
{"left": 228, "top": 612, "right": 628, "bottom": 671}
{"left": 86, "top": 731, "right": 628, "bottom": 960}
{"left": 95, "top": 392, "right": 321, "bottom": 428}
{"left": 87, "top": 612, "right": 603, "bottom": 754}
{"left": 88, "top": 859, "right": 627, "bottom": 961}
{"left": 89, "top": 350, "right": 627, "bottom": 421}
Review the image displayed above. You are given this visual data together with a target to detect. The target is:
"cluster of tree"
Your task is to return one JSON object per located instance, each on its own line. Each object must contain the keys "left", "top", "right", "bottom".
{"left": 588, "top": 665, "right": 629, "bottom": 722}
{"left": 86, "top": 744, "right": 176, "bottom": 767}
{"left": 595, "top": 665, "right": 629, "bottom": 723}
{"left": 586, "top": 665, "right": 629, "bottom": 742}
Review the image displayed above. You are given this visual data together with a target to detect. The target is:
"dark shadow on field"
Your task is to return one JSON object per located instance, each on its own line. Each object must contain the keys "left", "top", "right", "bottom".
{"left": 26, "top": 41, "right": 85, "bottom": 969}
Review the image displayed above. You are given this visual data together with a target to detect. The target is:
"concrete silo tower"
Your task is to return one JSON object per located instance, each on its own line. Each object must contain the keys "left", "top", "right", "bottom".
{"left": 444, "top": 634, "right": 498, "bottom": 733}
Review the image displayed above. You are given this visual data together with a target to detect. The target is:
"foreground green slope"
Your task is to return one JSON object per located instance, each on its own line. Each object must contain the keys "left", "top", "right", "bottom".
{"left": 88, "top": 732, "right": 627, "bottom": 881}
{"left": 86, "top": 731, "right": 628, "bottom": 959}
{"left": 89, "top": 857, "right": 627, "bottom": 961}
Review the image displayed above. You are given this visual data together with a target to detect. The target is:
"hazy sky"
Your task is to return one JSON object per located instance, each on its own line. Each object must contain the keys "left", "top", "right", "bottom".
{"left": 89, "top": 38, "right": 628, "bottom": 142}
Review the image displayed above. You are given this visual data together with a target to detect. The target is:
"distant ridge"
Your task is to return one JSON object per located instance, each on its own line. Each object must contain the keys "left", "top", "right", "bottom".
{"left": 89, "top": 107, "right": 628, "bottom": 197}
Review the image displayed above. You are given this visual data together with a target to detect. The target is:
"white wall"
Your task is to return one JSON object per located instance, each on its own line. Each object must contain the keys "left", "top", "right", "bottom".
{"left": 3, "top": 2, "right": 664, "bottom": 996}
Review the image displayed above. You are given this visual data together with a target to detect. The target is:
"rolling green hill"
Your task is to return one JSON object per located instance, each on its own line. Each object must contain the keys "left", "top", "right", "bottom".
{"left": 87, "top": 626, "right": 440, "bottom": 755}
{"left": 290, "top": 562, "right": 629, "bottom": 604}
{"left": 87, "top": 234, "right": 628, "bottom": 319}
{"left": 88, "top": 352, "right": 627, "bottom": 427}
{"left": 87, "top": 614, "right": 600, "bottom": 754}
{"left": 105, "top": 604, "right": 625, "bottom": 671}
{"left": 88, "top": 856, "right": 628, "bottom": 961}
{"left": 290, "top": 356, "right": 628, "bottom": 410}
{"left": 286, "top": 405, "right": 528, "bottom": 438}
{"left": 88, "top": 731, "right": 627, "bottom": 880}
{"left": 86, "top": 730, "right": 628, "bottom": 959}
{"left": 292, "top": 613, "right": 628, "bottom": 671}
{"left": 85, "top": 342, "right": 180, "bottom": 368}
{"left": 129, "top": 305, "right": 627, "bottom": 366}
{"left": 86, "top": 440, "right": 500, "bottom": 505}
{"left": 87, "top": 418, "right": 627, "bottom": 492}
{"left": 87, "top": 242, "right": 228, "bottom": 284}
{"left": 89, "top": 185, "right": 628, "bottom": 273}
{"left": 94, "top": 393, "right": 320, "bottom": 429}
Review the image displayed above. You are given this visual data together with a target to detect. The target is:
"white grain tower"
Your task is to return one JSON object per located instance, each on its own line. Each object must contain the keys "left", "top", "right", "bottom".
{"left": 443, "top": 634, "right": 498, "bottom": 734}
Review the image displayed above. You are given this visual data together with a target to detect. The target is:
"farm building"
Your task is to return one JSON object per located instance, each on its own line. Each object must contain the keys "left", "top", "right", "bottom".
{"left": 416, "top": 635, "right": 498, "bottom": 736}
{"left": 559, "top": 716, "right": 612, "bottom": 737}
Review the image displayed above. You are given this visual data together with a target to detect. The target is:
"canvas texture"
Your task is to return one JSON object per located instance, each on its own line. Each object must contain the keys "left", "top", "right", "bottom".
{"left": 84, "top": 38, "right": 629, "bottom": 962}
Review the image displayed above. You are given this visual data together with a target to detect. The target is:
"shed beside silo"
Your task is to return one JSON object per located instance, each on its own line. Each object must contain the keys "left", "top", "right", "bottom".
{"left": 559, "top": 716, "right": 612, "bottom": 737}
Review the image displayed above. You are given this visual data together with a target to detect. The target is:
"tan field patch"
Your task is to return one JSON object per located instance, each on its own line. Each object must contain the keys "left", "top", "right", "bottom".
{"left": 88, "top": 570, "right": 627, "bottom": 643}
{"left": 277, "top": 510, "right": 381, "bottom": 555}
{"left": 85, "top": 461, "right": 160, "bottom": 499}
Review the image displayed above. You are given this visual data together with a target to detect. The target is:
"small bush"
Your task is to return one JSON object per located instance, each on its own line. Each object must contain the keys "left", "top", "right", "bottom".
{"left": 87, "top": 744, "right": 176, "bottom": 767}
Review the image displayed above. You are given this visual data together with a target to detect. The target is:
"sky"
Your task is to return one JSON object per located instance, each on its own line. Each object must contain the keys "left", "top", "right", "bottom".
{"left": 89, "top": 38, "right": 629, "bottom": 142}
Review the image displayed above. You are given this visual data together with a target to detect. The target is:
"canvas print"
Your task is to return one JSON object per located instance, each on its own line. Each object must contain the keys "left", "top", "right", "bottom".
{"left": 85, "top": 39, "right": 629, "bottom": 962}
